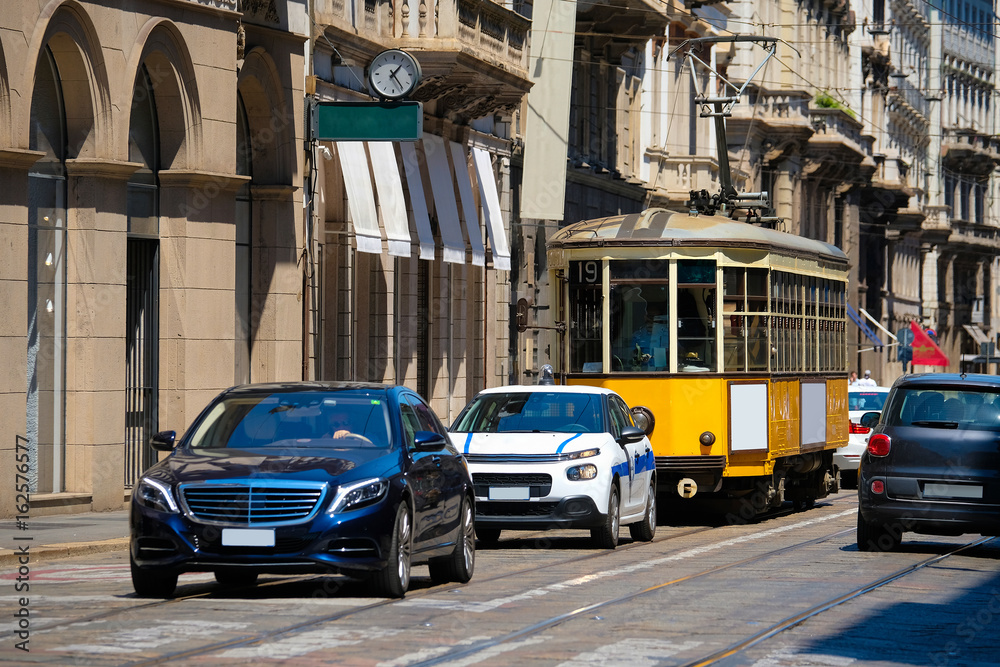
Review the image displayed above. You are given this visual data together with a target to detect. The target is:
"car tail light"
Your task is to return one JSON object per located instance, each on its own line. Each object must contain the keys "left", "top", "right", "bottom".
{"left": 868, "top": 433, "right": 891, "bottom": 457}
{"left": 871, "top": 479, "right": 885, "bottom": 494}
{"left": 849, "top": 421, "right": 871, "bottom": 435}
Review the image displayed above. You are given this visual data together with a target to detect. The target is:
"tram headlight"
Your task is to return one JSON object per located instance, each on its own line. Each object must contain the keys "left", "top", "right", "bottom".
{"left": 566, "top": 464, "right": 598, "bottom": 481}
{"left": 699, "top": 431, "right": 716, "bottom": 446}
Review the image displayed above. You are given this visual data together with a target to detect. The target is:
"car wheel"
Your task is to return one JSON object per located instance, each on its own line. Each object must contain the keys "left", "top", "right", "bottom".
{"left": 629, "top": 482, "right": 656, "bottom": 542}
{"left": 476, "top": 527, "right": 501, "bottom": 545}
{"left": 214, "top": 570, "right": 259, "bottom": 587}
{"left": 840, "top": 470, "right": 858, "bottom": 489}
{"left": 371, "top": 501, "right": 412, "bottom": 598}
{"left": 591, "top": 485, "right": 620, "bottom": 549}
{"left": 429, "top": 495, "right": 476, "bottom": 584}
{"left": 856, "top": 510, "right": 903, "bottom": 552}
{"left": 130, "top": 554, "right": 178, "bottom": 598}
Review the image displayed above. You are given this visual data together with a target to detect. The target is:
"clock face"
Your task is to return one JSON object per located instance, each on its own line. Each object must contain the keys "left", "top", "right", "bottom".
{"left": 367, "top": 50, "right": 421, "bottom": 100}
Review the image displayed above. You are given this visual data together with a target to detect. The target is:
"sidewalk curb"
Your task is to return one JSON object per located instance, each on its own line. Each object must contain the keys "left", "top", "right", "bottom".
{"left": 0, "top": 537, "right": 129, "bottom": 566}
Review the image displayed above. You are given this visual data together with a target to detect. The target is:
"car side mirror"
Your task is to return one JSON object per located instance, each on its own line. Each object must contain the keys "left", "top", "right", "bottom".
{"left": 150, "top": 431, "right": 177, "bottom": 451}
{"left": 860, "top": 412, "right": 881, "bottom": 428}
{"left": 630, "top": 406, "right": 655, "bottom": 436}
{"left": 412, "top": 430, "right": 448, "bottom": 453}
{"left": 618, "top": 426, "right": 645, "bottom": 446}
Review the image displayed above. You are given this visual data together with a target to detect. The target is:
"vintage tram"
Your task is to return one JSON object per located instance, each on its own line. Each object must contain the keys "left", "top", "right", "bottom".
{"left": 546, "top": 208, "right": 849, "bottom": 516}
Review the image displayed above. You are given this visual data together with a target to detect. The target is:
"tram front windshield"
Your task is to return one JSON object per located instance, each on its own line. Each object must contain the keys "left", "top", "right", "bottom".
{"left": 571, "top": 259, "right": 718, "bottom": 373}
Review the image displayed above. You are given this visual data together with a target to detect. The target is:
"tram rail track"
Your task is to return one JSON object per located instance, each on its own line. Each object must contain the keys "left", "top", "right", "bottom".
{"left": 5, "top": 495, "right": 861, "bottom": 664}
{"left": 10, "top": 512, "right": 725, "bottom": 639}
{"left": 118, "top": 503, "right": 859, "bottom": 665}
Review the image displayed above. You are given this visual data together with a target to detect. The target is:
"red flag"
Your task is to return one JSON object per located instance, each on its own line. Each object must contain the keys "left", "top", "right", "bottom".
{"left": 910, "top": 321, "right": 949, "bottom": 366}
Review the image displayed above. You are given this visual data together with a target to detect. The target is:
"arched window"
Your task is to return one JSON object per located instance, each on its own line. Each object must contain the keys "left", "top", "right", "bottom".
{"left": 27, "top": 45, "right": 68, "bottom": 493}
{"left": 128, "top": 65, "right": 159, "bottom": 235}
{"left": 235, "top": 93, "right": 253, "bottom": 384}
{"left": 125, "top": 64, "right": 161, "bottom": 487}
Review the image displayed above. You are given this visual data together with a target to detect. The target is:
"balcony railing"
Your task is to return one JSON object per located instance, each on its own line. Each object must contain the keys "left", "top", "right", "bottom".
{"left": 731, "top": 89, "right": 811, "bottom": 124}
{"left": 316, "top": 0, "right": 528, "bottom": 74}
{"left": 887, "top": 74, "right": 929, "bottom": 123}
{"left": 943, "top": 22, "right": 992, "bottom": 67}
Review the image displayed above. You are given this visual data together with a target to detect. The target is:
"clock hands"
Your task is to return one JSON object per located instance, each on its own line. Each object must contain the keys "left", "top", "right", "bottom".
{"left": 389, "top": 65, "right": 404, "bottom": 88}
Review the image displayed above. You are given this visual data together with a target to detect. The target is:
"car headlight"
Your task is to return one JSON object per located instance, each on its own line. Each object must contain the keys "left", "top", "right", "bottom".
{"left": 566, "top": 464, "right": 598, "bottom": 481}
{"left": 135, "top": 478, "right": 179, "bottom": 513}
{"left": 564, "top": 448, "right": 600, "bottom": 460}
{"left": 328, "top": 478, "right": 389, "bottom": 515}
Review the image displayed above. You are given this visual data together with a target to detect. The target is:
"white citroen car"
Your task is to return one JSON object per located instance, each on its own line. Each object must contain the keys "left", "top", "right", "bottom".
{"left": 450, "top": 384, "right": 656, "bottom": 549}
{"left": 837, "top": 385, "right": 891, "bottom": 488}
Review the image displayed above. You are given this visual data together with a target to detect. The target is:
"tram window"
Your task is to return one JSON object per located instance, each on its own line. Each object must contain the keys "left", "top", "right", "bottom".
{"left": 569, "top": 261, "right": 603, "bottom": 373}
{"left": 609, "top": 261, "right": 669, "bottom": 373}
{"left": 747, "top": 313, "right": 769, "bottom": 371}
{"left": 723, "top": 268, "right": 746, "bottom": 371}
{"left": 747, "top": 268, "right": 768, "bottom": 312}
{"left": 677, "top": 260, "right": 716, "bottom": 373}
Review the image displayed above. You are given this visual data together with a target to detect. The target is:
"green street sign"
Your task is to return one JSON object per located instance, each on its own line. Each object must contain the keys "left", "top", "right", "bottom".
{"left": 315, "top": 101, "right": 423, "bottom": 141}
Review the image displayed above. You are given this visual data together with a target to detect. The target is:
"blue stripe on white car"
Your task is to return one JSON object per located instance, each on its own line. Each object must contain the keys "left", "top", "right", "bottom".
{"left": 556, "top": 433, "right": 582, "bottom": 453}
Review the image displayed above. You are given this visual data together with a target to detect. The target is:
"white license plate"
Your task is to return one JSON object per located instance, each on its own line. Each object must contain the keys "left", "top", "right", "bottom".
{"left": 923, "top": 484, "right": 983, "bottom": 499}
{"left": 489, "top": 486, "right": 530, "bottom": 501}
{"left": 222, "top": 528, "right": 276, "bottom": 547}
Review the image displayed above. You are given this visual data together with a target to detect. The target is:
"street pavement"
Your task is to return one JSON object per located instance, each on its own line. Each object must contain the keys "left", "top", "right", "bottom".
{"left": 0, "top": 509, "right": 129, "bottom": 565}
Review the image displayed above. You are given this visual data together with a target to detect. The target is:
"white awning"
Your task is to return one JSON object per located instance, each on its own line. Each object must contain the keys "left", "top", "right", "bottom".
{"left": 449, "top": 141, "right": 486, "bottom": 267}
{"left": 422, "top": 134, "right": 467, "bottom": 264}
{"left": 336, "top": 141, "right": 382, "bottom": 254}
{"left": 367, "top": 142, "right": 411, "bottom": 257}
{"left": 963, "top": 324, "right": 991, "bottom": 345}
{"left": 472, "top": 147, "right": 511, "bottom": 271}
{"left": 398, "top": 141, "right": 436, "bottom": 261}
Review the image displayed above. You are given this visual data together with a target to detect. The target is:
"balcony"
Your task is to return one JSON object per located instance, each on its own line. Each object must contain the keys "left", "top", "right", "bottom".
{"left": 948, "top": 220, "right": 1000, "bottom": 252}
{"left": 315, "top": 0, "right": 532, "bottom": 119}
{"left": 644, "top": 149, "right": 723, "bottom": 210}
{"left": 576, "top": 0, "right": 669, "bottom": 60}
{"left": 941, "top": 130, "right": 999, "bottom": 177}
{"left": 943, "top": 21, "right": 992, "bottom": 67}
{"left": 805, "top": 107, "right": 872, "bottom": 182}
{"left": 886, "top": 74, "right": 929, "bottom": 127}
{"left": 727, "top": 88, "right": 814, "bottom": 163}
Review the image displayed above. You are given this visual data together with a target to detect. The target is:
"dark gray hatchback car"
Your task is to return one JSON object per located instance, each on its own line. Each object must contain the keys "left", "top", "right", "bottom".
{"left": 857, "top": 373, "right": 1000, "bottom": 551}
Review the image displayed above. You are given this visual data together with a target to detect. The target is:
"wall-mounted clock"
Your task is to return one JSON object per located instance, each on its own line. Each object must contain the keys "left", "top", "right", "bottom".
{"left": 367, "top": 49, "right": 422, "bottom": 100}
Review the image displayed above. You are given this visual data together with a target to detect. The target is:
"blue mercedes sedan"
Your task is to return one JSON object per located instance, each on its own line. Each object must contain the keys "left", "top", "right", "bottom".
{"left": 129, "top": 382, "right": 474, "bottom": 598}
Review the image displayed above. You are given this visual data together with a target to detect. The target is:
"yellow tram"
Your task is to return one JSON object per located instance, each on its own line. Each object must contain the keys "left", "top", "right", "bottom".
{"left": 547, "top": 208, "right": 849, "bottom": 516}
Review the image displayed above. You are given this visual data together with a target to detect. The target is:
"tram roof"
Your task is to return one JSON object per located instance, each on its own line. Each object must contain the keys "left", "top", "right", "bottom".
{"left": 547, "top": 208, "right": 848, "bottom": 264}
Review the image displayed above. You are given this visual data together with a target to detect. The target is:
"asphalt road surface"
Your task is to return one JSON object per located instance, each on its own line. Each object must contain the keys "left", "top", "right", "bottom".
{"left": 1, "top": 492, "right": 998, "bottom": 666}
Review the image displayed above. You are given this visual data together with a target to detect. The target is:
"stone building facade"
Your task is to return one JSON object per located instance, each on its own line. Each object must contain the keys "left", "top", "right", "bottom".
{"left": 0, "top": 0, "right": 307, "bottom": 516}
{"left": 308, "top": 0, "right": 530, "bottom": 423}
{"left": 856, "top": 0, "right": 1000, "bottom": 383}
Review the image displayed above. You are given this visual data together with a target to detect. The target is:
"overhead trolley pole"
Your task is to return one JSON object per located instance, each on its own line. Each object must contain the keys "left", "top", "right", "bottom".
{"left": 668, "top": 36, "right": 795, "bottom": 226}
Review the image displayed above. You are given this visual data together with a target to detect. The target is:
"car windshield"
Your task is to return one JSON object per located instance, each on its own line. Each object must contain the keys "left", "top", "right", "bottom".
{"left": 882, "top": 387, "right": 1000, "bottom": 430}
{"left": 848, "top": 391, "right": 888, "bottom": 412}
{"left": 452, "top": 392, "right": 604, "bottom": 433}
{"left": 186, "top": 391, "right": 393, "bottom": 449}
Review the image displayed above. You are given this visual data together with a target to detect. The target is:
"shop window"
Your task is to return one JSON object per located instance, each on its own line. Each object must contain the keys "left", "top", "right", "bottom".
{"left": 27, "top": 46, "right": 67, "bottom": 494}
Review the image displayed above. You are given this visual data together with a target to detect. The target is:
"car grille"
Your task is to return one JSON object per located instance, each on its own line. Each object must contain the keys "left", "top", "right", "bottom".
{"left": 180, "top": 482, "right": 326, "bottom": 525}
{"left": 477, "top": 501, "right": 560, "bottom": 517}
{"left": 473, "top": 473, "right": 552, "bottom": 497}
